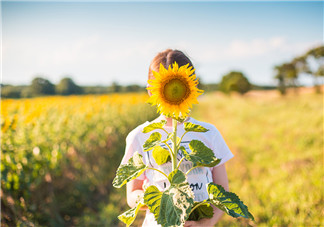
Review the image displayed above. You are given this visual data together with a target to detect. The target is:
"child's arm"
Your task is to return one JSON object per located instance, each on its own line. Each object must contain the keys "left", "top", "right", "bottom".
{"left": 210, "top": 163, "right": 229, "bottom": 223}
{"left": 126, "top": 179, "right": 147, "bottom": 209}
{"left": 184, "top": 164, "right": 229, "bottom": 227}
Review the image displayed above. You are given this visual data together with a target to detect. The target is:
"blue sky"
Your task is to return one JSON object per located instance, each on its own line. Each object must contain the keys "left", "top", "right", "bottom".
{"left": 2, "top": 1, "right": 323, "bottom": 86}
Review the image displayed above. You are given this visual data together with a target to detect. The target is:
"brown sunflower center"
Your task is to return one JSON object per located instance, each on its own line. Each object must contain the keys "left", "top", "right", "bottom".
{"left": 162, "top": 78, "right": 190, "bottom": 104}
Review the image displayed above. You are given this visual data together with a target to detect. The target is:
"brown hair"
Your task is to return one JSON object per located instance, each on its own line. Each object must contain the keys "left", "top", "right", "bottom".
{"left": 148, "top": 49, "right": 194, "bottom": 80}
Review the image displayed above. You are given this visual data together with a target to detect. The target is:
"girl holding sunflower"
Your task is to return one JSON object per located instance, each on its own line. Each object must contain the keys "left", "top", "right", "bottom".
{"left": 120, "top": 49, "right": 234, "bottom": 226}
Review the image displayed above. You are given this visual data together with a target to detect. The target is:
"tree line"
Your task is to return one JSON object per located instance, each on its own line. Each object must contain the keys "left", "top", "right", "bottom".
{"left": 1, "top": 74, "right": 256, "bottom": 99}
{"left": 0, "top": 78, "right": 146, "bottom": 99}
{"left": 2, "top": 45, "right": 322, "bottom": 99}
{"left": 1, "top": 74, "right": 267, "bottom": 99}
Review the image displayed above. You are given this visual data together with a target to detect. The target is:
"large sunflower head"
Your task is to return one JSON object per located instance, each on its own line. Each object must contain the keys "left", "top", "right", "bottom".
{"left": 147, "top": 62, "right": 204, "bottom": 120}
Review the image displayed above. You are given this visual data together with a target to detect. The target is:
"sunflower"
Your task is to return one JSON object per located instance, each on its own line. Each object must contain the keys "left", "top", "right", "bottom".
{"left": 147, "top": 62, "right": 203, "bottom": 119}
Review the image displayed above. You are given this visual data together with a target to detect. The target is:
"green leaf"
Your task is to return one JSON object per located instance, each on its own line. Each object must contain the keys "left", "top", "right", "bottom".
{"left": 184, "top": 122, "right": 209, "bottom": 132}
{"left": 143, "top": 185, "right": 162, "bottom": 221}
{"left": 207, "top": 183, "right": 254, "bottom": 221}
{"left": 188, "top": 202, "right": 214, "bottom": 221}
{"left": 143, "top": 132, "right": 162, "bottom": 151}
{"left": 152, "top": 146, "right": 171, "bottom": 165}
{"left": 142, "top": 120, "right": 167, "bottom": 133}
{"left": 112, "top": 152, "right": 147, "bottom": 188}
{"left": 118, "top": 201, "right": 144, "bottom": 227}
{"left": 180, "top": 140, "right": 221, "bottom": 167}
{"left": 158, "top": 182, "right": 194, "bottom": 226}
{"left": 144, "top": 178, "right": 195, "bottom": 227}
{"left": 167, "top": 169, "right": 186, "bottom": 185}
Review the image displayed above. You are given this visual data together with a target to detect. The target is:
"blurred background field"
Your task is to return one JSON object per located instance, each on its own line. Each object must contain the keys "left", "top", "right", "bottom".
{"left": 1, "top": 89, "right": 323, "bottom": 226}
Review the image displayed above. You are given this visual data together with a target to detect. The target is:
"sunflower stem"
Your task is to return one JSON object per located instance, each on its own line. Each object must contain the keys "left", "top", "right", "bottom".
{"left": 172, "top": 118, "right": 178, "bottom": 171}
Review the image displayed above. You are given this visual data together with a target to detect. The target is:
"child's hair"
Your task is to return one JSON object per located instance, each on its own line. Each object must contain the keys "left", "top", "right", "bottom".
{"left": 148, "top": 49, "right": 194, "bottom": 79}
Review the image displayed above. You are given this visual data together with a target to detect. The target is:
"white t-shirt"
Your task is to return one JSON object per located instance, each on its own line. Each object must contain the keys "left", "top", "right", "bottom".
{"left": 120, "top": 115, "right": 234, "bottom": 227}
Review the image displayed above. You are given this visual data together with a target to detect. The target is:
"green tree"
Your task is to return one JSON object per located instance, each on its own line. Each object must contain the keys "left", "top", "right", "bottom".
{"left": 30, "top": 77, "right": 55, "bottom": 96}
{"left": 124, "top": 84, "right": 144, "bottom": 92}
{"left": 274, "top": 63, "right": 299, "bottom": 95}
{"left": 290, "top": 45, "right": 324, "bottom": 93}
{"left": 292, "top": 55, "right": 311, "bottom": 75}
{"left": 219, "top": 71, "right": 251, "bottom": 95}
{"left": 274, "top": 65, "right": 287, "bottom": 95}
{"left": 56, "top": 77, "right": 82, "bottom": 95}
{"left": 110, "top": 82, "right": 121, "bottom": 93}
{"left": 306, "top": 45, "right": 324, "bottom": 93}
{"left": 283, "top": 63, "right": 298, "bottom": 91}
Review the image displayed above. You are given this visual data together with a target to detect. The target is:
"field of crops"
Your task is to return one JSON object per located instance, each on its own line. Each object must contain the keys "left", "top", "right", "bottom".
{"left": 1, "top": 90, "right": 323, "bottom": 226}
{"left": 1, "top": 94, "right": 158, "bottom": 226}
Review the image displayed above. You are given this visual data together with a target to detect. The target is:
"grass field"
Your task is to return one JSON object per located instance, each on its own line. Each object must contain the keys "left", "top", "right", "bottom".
{"left": 1, "top": 89, "right": 323, "bottom": 226}
{"left": 192, "top": 90, "right": 323, "bottom": 226}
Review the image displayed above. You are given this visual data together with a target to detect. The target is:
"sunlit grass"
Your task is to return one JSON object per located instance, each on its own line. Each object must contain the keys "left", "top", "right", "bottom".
{"left": 192, "top": 92, "right": 323, "bottom": 226}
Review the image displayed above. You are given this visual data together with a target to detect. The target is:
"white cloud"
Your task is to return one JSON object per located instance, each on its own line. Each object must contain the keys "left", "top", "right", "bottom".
{"left": 2, "top": 33, "right": 321, "bottom": 86}
{"left": 2, "top": 34, "right": 169, "bottom": 85}
{"left": 185, "top": 36, "right": 321, "bottom": 64}
{"left": 228, "top": 37, "right": 322, "bottom": 59}
{"left": 226, "top": 37, "right": 284, "bottom": 58}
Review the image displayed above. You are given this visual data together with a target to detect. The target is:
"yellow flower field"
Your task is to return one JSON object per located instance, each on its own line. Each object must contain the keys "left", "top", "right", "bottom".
{"left": 1, "top": 93, "right": 157, "bottom": 226}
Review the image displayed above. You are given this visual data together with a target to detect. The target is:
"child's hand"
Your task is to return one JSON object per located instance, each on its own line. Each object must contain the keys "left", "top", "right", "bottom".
{"left": 184, "top": 205, "right": 223, "bottom": 227}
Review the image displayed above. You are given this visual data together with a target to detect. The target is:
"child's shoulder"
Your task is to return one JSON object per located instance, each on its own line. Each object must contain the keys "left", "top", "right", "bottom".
{"left": 126, "top": 120, "right": 151, "bottom": 142}
{"left": 190, "top": 118, "right": 220, "bottom": 134}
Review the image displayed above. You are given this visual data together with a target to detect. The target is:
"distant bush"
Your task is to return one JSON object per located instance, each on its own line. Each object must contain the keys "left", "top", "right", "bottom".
{"left": 124, "top": 84, "right": 145, "bottom": 93}
{"left": 20, "top": 87, "right": 33, "bottom": 98}
{"left": 31, "top": 77, "right": 55, "bottom": 96}
{"left": 1, "top": 85, "right": 22, "bottom": 98}
{"left": 56, "top": 77, "right": 83, "bottom": 95}
{"left": 219, "top": 71, "right": 251, "bottom": 94}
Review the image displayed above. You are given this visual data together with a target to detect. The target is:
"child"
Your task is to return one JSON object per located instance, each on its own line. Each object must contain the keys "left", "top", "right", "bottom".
{"left": 120, "top": 49, "right": 234, "bottom": 227}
